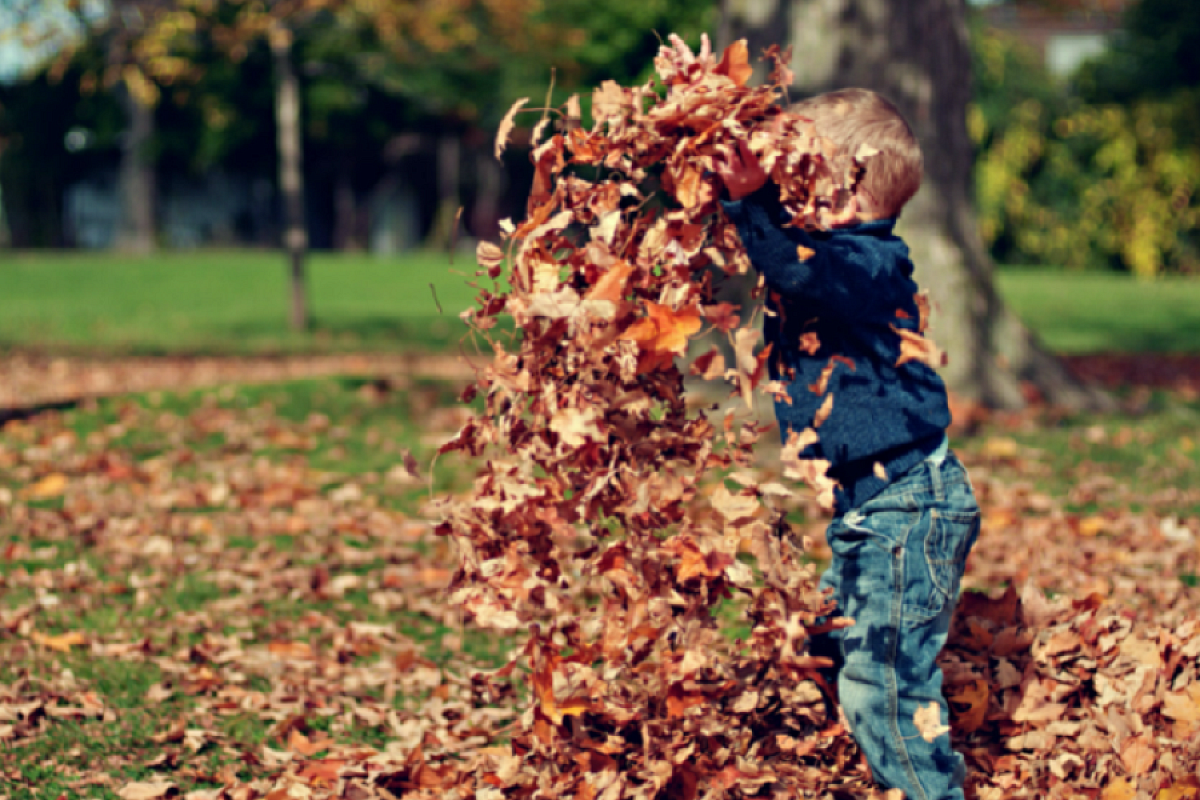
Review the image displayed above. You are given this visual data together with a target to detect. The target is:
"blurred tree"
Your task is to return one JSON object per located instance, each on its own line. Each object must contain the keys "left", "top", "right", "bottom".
{"left": 1074, "top": 0, "right": 1200, "bottom": 102}
{"left": 719, "top": 0, "right": 1106, "bottom": 410}
{"left": 971, "top": 3, "right": 1200, "bottom": 277}
{"left": 43, "top": 0, "right": 562, "bottom": 330}
{"left": 0, "top": 57, "right": 123, "bottom": 247}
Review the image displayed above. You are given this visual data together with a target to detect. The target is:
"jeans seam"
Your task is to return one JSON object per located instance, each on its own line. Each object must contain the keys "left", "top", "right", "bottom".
{"left": 891, "top": 526, "right": 931, "bottom": 800}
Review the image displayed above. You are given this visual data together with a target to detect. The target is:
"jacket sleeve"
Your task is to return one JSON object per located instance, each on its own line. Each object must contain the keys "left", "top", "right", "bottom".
{"left": 720, "top": 186, "right": 913, "bottom": 322}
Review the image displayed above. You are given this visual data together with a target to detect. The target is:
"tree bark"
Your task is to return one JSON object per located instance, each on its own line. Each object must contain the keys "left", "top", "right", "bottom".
{"left": 426, "top": 132, "right": 462, "bottom": 250}
{"left": 723, "top": 0, "right": 1109, "bottom": 410}
{"left": 271, "top": 28, "right": 309, "bottom": 332}
{"left": 471, "top": 143, "right": 504, "bottom": 241}
{"left": 115, "top": 79, "right": 156, "bottom": 254}
{"left": 334, "top": 161, "right": 361, "bottom": 251}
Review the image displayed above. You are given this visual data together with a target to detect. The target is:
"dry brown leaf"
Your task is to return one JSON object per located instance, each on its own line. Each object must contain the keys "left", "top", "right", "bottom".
{"left": 495, "top": 97, "right": 530, "bottom": 160}
{"left": 914, "top": 702, "right": 949, "bottom": 743}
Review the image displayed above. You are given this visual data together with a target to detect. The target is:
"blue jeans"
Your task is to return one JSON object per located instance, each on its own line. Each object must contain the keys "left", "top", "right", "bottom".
{"left": 813, "top": 440, "right": 980, "bottom": 800}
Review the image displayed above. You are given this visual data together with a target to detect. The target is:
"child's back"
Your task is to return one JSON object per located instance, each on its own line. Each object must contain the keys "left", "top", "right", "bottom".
{"left": 717, "top": 88, "right": 980, "bottom": 800}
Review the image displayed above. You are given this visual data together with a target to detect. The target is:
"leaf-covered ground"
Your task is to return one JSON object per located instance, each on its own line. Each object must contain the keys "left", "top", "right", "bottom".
{"left": 1, "top": 365, "right": 1198, "bottom": 799}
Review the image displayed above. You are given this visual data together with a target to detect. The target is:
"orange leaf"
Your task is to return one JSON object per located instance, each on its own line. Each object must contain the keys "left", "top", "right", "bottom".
{"left": 715, "top": 39, "right": 754, "bottom": 87}
{"left": 621, "top": 301, "right": 701, "bottom": 358}
{"left": 948, "top": 679, "right": 989, "bottom": 733}
{"left": 1157, "top": 780, "right": 1200, "bottom": 800}
{"left": 673, "top": 164, "right": 703, "bottom": 209}
{"left": 32, "top": 630, "right": 87, "bottom": 652}
{"left": 585, "top": 261, "right": 633, "bottom": 304}
{"left": 24, "top": 473, "right": 68, "bottom": 499}
{"left": 297, "top": 759, "right": 347, "bottom": 785}
{"left": 268, "top": 640, "right": 314, "bottom": 659}
{"left": 812, "top": 394, "right": 834, "bottom": 429}
{"left": 288, "top": 729, "right": 332, "bottom": 757}
{"left": 891, "top": 325, "right": 945, "bottom": 368}
{"left": 1103, "top": 778, "right": 1136, "bottom": 800}
{"left": 1120, "top": 733, "right": 1156, "bottom": 776}
{"left": 798, "top": 331, "right": 820, "bottom": 355}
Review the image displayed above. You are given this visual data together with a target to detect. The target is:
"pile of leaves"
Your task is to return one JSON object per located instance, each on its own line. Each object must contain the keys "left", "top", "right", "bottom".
{"left": 416, "top": 33, "right": 1200, "bottom": 800}
{"left": 942, "top": 586, "right": 1200, "bottom": 799}
{"left": 428, "top": 36, "right": 911, "bottom": 799}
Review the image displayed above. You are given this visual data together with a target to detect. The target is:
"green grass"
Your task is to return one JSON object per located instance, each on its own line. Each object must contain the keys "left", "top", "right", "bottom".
{"left": 956, "top": 390, "right": 1200, "bottom": 518}
{"left": 995, "top": 268, "right": 1200, "bottom": 354}
{"left": 3, "top": 250, "right": 1198, "bottom": 356}
{"left": 0, "top": 376, "right": 509, "bottom": 798}
{"left": 0, "top": 249, "right": 492, "bottom": 355}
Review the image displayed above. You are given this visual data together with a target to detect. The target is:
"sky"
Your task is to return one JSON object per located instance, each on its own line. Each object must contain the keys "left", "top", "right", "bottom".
{"left": 0, "top": 0, "right": 93, "bottom": 83}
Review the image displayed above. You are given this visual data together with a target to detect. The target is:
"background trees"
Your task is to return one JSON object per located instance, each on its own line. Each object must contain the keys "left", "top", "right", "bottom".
{"left": 0, "top": 0, "right": 1191, "bottom": 407}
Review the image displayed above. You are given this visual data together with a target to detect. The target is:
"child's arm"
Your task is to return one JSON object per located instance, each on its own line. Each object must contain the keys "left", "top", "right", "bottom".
{"left": 715, "top": 143, "right": 910, "bottom": 322}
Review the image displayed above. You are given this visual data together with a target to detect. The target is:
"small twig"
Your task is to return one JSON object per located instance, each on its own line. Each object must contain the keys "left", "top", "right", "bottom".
{"left": 429, "top": 282, "right": 444, "bottom": 315}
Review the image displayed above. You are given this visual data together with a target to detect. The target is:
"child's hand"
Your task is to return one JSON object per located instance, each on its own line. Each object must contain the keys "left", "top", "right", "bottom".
{"left": 818, "top": 191, "right": 861, "bottom": 228}
{"left": 714, "top": 139, "right": 769, "bottom": 201}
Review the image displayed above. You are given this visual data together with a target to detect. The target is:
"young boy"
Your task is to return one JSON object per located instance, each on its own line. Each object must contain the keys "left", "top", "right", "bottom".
{"left": 715, "top": 89, "right": 982, "bottom": 800}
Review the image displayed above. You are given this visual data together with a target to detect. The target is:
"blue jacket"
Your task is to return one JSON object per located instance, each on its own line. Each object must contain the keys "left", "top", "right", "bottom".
{"left": 721, "top": 186, "right": 951, "bottom": 512}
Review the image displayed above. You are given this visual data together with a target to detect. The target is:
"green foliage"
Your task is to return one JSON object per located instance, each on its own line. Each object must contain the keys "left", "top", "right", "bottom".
{"left": 970, "top": 17, "right": 1200, "bottom": 276}
{"left": 1074, "top": 0, "right": 1200, "bottom": 103}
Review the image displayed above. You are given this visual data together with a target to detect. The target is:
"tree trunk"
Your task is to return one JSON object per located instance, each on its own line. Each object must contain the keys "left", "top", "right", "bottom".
{"left": 334, "top": 161, "right": 360, "bottom": 251}
{"left": 471, "top": 143, "right": 504, "bottom": 241}
{"left": 271, "top": 28, "right": 309, "bottom": 332}
{"left": 724, "top": 0, "right": 1109, "bottom": 410}
{"left": 426, "top": 132, "right": 462, "bottom": 250}
{"left": 115, "top": 79, "right": 156, "bottom": 254}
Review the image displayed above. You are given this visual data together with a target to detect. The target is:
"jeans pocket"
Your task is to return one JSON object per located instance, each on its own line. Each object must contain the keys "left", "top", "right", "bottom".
{"left": 916, "top": 508, "right": 981, "bottom": 624}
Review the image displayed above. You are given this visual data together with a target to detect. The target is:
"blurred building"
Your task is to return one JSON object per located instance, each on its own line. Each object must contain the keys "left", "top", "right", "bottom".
{"left": 979, "top": 0, "right": 1130, "bottom": 78}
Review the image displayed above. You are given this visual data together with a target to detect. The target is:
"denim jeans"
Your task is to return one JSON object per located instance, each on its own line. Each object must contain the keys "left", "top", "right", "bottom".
{"left": 812, "top": 440, "right": 980, "bottom": 800}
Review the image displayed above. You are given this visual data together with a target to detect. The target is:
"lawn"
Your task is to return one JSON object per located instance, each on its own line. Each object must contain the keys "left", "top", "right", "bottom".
{"left": 1, "top": 376, "right": 1198, "bottom": 798}
{"left": 0, "top": 250, "right": 486, "bottom": 355}
{"left": 3, "top": 251, "right": 1200, "bottom": 798}
{"left": 2, "top": 249, "right": 1199, "bottom": 355}
{"left": 994, "top": 268, "right": 1200, "bottom": 354}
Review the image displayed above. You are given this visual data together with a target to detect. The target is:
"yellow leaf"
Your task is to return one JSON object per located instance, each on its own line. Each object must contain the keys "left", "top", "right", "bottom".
{"left": 982, "top": 437, "right": 1019, "bottom": 459}
{"left": 1158, "top": 783, "right": 1200, "bottom": 800}
{"left": 24, "top": 473, "right": 68, "bottom": 499}
{"left": 1078, "top": 515, "right": 1106, "bottom": 538}
{"left": 32, "top": 630, "right": 88, "bottom": 652}
{"left": 1102, "top": 778, "right": 1136, "bottom": 800}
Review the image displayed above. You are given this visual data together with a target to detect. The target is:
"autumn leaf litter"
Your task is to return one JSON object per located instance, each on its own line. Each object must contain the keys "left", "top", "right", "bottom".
{"left": 1, "top": 35, "right": 1199, "bottom": 800}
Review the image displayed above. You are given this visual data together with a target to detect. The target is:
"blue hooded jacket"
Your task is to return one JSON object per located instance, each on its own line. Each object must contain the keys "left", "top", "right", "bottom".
{"left": 721, "top": 185, "right": 951, "bottom": 512}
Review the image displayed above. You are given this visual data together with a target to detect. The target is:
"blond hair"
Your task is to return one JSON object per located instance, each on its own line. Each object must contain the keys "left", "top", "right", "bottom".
{"left": 787, "top": 89, "right": 923, "bottom": 219}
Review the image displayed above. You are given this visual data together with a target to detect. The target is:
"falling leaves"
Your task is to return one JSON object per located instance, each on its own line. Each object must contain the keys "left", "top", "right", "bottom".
{"left": 914, "top": 702, "right": 950, "bottom": 742}
{"left": 435, "top": 34, "right": 887, "bottom": 800}
{"left": 494, "top": 97, "right": 530, "bottom": 161}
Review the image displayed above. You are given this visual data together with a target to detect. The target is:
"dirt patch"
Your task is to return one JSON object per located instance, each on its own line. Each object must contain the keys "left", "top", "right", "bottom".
{"left": 2, "top": 352, "right": 1195, "bottom": 415}
{"left": 0, "top": 352, "right": 477, "bottom": 413}
{"left": 1063, "top": 353, "right": 1200, "bottom": 396}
